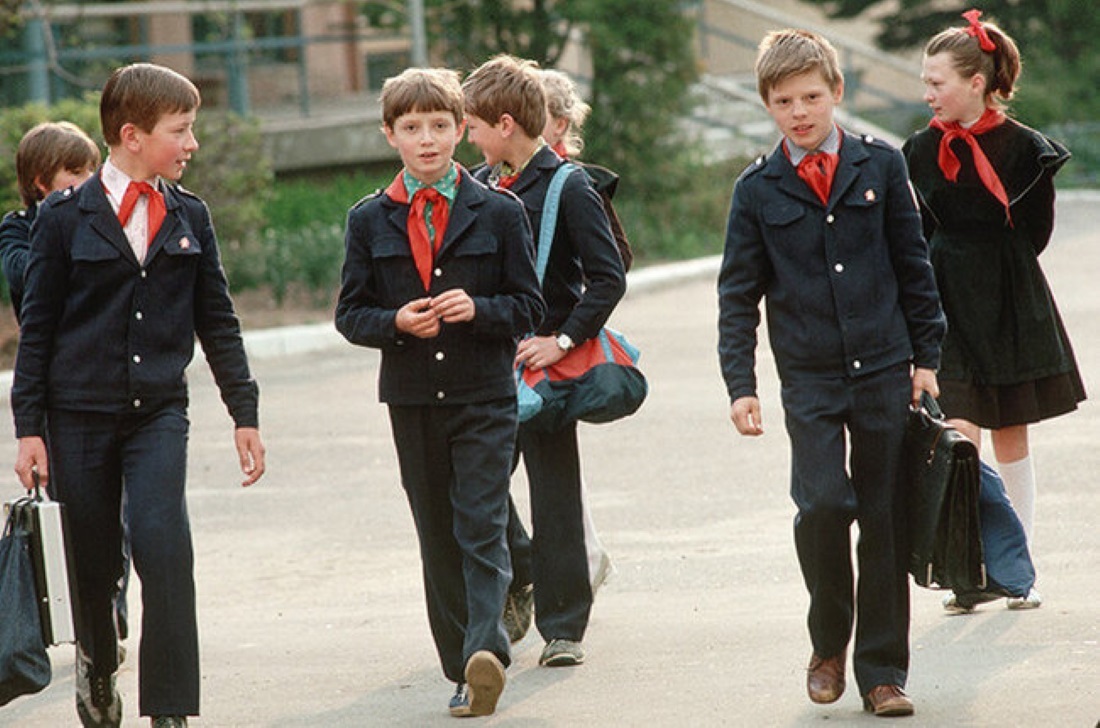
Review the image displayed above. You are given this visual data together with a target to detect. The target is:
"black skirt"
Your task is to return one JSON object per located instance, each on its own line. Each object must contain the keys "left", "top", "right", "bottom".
{"left": 939, "top": 371, "right": 1086, "bottom": 429}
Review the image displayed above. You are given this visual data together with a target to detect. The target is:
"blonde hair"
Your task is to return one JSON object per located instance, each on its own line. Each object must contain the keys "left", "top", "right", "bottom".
{"left": 16, "top": 121, "right": 101, "bottom": 206}
{"left": 924, "top": 18, "right": 1021, "bottom": 105}
{"left": 540, "top": 68, "right": 591, "bottom": 157}
{"left": 100, "top": 63, "right": 200, "bottom": 146}
{"left": 380, "top": 67, "right": 465, "bottom": 128}
{"left": 461, "top": 55, "right": 546, "bottom": 139}
{"left": 755, "top": 29, "right": 843, "bottom": 103}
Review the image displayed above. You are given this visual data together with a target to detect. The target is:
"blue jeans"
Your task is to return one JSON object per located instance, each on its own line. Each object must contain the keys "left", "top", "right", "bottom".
{"left": 48, "top": 405, "right": 199, "bottom": 717}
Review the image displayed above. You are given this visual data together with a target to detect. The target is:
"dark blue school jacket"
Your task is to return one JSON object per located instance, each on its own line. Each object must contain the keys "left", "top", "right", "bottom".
{"left": 718, "top": 130, "right": 945, "bottom": 402}
{"left": 473, "top": 146, "right": 626, "bottom": 345}
{"left": 11, "top": 174, "right": 259, "bottom": 438}
{"left": 335, "top": 167, "right": 545, "bottom": 406}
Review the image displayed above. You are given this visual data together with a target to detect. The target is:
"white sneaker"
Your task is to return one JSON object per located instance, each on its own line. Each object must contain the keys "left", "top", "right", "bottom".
{"left": 1007, "top": 587, "right": 1042, "bottom": 610}
{"left": 591, "top": 551, "right": 615, "bottom": 594}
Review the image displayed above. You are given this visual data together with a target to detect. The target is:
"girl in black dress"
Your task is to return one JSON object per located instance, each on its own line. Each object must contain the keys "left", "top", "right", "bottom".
{"left": 903, "top": 9, "right": 1085, "bottom": 612}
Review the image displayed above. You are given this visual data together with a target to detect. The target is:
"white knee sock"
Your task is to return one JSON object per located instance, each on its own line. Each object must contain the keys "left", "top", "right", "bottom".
{"left": 998, "top": 456, "right": 1037, "bottom": 547}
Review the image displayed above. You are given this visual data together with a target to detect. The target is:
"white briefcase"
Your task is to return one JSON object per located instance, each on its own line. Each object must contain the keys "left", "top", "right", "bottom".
{"left": 4, "top": 489, "right": 79, "bottom": 645}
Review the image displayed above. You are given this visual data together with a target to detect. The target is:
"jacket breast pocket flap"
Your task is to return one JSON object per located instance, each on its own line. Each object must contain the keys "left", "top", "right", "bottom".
{"left": 71, "top": 237, "right": 122, "bottom": 262}
{"left": 452, "top": 234, "right": 498, "bottom": 257}
{"left": 762, "top": 203, "right": 805, "bottom": 228}
{"left": 372, "top": 236, "right": 413, "bottom": 260}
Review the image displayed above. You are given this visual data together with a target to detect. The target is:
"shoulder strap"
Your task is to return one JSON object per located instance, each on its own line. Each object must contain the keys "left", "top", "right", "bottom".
{"left": 535, "top": 162, "right": 578, "bottom": 284}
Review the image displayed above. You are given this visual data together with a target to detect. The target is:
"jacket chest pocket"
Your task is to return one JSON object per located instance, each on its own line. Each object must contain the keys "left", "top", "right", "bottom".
{"left": 438, "top": 234, "right": 500, "bottom": 293}
{"left": 762, "top": 202, "right": 815, "bottom": 255}
{"left": 71, "top": 237, "right": 123, "bottom": 265}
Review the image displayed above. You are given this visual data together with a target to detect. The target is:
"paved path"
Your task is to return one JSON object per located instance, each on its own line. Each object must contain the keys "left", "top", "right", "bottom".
{"left": 2, "top": 196, "right": 1098, "bottom": 726}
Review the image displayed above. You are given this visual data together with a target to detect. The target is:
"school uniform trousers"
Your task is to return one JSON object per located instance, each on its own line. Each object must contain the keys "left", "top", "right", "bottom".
{"left": 13, "top": 176, "right": 259, "bottom": 716}
{"left": 718, "top": 131, "right": 945, "bottom": 693}
{"left": 476, "top": 147, "right": 626, "bottom": 642}
{"left": 335, "top": 168, "right": 545, "bottom": 681}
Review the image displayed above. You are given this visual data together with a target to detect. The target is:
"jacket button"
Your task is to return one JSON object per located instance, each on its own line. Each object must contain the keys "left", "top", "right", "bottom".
{"left": 135, "top": 311, "right": 143, "bottom": 321}
{"left": 435, "top": 351, "right": 445, "bottom": 361}
{"left": 436, "top": 391, "right": 445, "bottom": 400}
{"left": 834, "top": 263, "right": 844, "bottom": 273}
{"left": 433, "top": 268, "right": 443, "bottom": 277}
{"left": 132, "top": 354, "right": 141, "bottom": 364}
{"left": 132, "top": 398, "right": 142, "bottom": 408}
{"left": 826, "top": 214, "right": 835, "bottom": 224}
{"left": 853, "top": 360, "right": 862, "bottom": 370}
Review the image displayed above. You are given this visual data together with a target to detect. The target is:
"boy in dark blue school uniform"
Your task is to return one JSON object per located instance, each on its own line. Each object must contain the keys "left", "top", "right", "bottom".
{"left": 11, "top": 63, "right": 265, "bottom": 728}
{"left": 462, "top": 55, "right": 627, "bottom": 670}
{"left": 717, "top": 30, "right": 945, "bottom": 718}
{"left": 335, "top": 67, "right": 544, "bottom": 718}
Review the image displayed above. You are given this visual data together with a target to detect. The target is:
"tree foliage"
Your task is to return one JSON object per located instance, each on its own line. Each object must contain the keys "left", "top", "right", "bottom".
{"left": 800, "top": 0, "right": 1100, "bottom": 126}
{"left": 359, "top": 0, "right": 697, "bottom": 197}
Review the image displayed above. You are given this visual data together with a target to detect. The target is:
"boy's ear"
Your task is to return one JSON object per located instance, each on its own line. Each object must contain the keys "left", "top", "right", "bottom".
{"left": 833, "top": 79, "right": 845, "bottom": 105}
{"left": 382, "top": 124, "right": 399, "bottom": 149}
{"left": 119, "top": 122, "right": 143, "bottom": 153}
{"left": 498, "top": 113, "right": 516, "bottom": 138}
{"left": 32, "top": 175, "right": 50, "bottom": 200}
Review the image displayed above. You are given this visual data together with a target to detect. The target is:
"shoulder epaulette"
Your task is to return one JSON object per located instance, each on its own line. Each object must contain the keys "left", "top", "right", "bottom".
{"left": 171, "top": 182, "right": 202, "bottom": 201}
{"left": 738, "top": 154, "right": 768, "bottom": 181}
{"left": 351, "top": 188, "right": 385, "bottom": 210}
{"left": 859, "top": 133, "right": 894, "bottom": 150}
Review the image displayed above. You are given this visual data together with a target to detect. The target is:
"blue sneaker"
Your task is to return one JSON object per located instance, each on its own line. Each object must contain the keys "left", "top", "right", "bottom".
{"left": 448, "top": 682, "right": 471, "bottom": 717}
{"left": 464, "top": 651, "right": 505, "bottom": 716}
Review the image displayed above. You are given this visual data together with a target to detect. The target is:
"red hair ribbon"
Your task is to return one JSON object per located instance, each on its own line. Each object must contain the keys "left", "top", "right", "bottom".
{"left": 962, "top": 9, "right": 996, "bottom": 52}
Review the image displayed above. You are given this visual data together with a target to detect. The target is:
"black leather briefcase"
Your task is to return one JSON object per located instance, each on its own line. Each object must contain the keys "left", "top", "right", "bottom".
{"left": 903, "top": 394, "right": 986, "bottom": 592}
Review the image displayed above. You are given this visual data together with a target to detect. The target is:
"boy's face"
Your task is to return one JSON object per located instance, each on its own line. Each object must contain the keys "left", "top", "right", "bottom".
{"left": 131, "top": 109, "right": 199, "bottom": 182}
{"left": 384, "top": 109, "right": 465, "bottom": 185}
{"left": 465, "top": 114, "right": 508, "bottom": 167}
{"left": 764, "top": 70, "right": 843, "bottom": 152}
{"left": 921, "top": 52, "right": 986, "bottom": 125}
{"left": 38, "top": 165, "right": 94, "bottom": 198}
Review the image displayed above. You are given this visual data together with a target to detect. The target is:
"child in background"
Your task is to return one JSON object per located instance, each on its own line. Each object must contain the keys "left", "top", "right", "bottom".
{"left": 501, "top": 69, "right": 626, "bottom": 637}
{"left": 717, "top": 30, "right": 944, "bottom": 717}
{"left": 335, "top": 67, "right": 544, "bottom": 717}
{"left": 903, "top": 10, "right": 1084, "bottom": 613}
{"left": 0, "top": 121, "right": 100, "bottom": 319}
{"left": 463, "top": 54, "right": 627, "bottom": 669}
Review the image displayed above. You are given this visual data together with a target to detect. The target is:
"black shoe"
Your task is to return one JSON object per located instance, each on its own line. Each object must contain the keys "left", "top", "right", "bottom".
{"left": 502, "top": 584, "right": 534, "bottom": 643}
{"left": 75, "top": 647, "right": 121, "bottom": 728}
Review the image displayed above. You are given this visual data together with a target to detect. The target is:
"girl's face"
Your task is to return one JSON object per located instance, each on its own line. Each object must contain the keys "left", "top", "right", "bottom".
{"left": 921, "top": 52, "right": 987, "bottom": 124}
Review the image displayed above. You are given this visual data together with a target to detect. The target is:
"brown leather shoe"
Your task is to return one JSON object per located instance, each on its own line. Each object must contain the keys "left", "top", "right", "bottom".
{"left": 862, "top": 684, "right": 914, "bottom": 717}
{"left": 806, "top": 652, "right": 845, "bottom": 704}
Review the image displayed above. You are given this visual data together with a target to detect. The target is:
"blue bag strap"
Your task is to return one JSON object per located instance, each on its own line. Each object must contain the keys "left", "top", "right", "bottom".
{"left": 535, "top": 162, "right": 578, "bottom": 284}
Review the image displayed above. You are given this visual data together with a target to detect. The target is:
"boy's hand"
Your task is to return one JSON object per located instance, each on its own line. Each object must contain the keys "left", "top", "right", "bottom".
{"left": 911, "top": 367, "right": 939, "bottom": 408}
{"left": 430, "top": 289, "right": 475, "bottom": 323}
{"left": 395, "top": 297, "right": 441, "bottom": 339}
{"left": 14, "top": 436, "right": 48, "bottom": 491}
{"left": 234, "top": 427, "right": 266, "bottom": 487}
{"left": 515, "top": 335, "right": 568, "bottom": 372}
{"left": 731, "top": 396, "right": 764, "bottom": 436}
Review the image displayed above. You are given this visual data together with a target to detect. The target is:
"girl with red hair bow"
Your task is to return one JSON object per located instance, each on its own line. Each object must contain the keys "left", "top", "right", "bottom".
{"left": 902, "top": 9, "right": 1085, "bottom": 613}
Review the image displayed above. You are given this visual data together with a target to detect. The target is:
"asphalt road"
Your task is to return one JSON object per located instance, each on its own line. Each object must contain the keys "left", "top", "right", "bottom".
{"left": 2, "top": 195, "right": 1098, "bottom": 727}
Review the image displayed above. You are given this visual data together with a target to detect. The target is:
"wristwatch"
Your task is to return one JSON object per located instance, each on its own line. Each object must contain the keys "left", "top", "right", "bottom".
{"left": 555, "top": 333, "right": 575, "bottom": 352}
